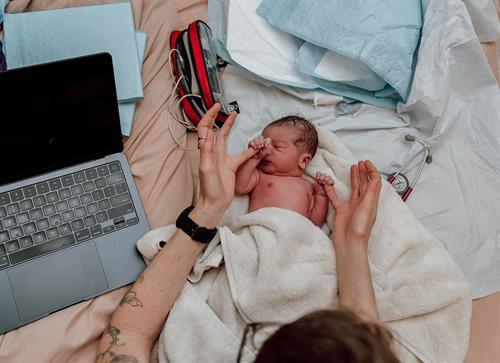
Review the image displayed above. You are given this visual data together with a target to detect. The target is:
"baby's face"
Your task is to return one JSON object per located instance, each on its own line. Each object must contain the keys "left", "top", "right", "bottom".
{"left": 258, "top": 125, "right": 308, "bottom": 176}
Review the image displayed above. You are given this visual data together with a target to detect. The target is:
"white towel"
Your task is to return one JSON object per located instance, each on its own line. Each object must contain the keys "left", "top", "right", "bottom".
{"left": 137, "top": 127, "right": 471, "bottom": 363}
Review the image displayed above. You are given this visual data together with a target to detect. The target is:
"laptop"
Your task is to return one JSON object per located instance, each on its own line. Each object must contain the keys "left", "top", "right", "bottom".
{"left": 0, "top": 53, "right": 149, "bottom": 334}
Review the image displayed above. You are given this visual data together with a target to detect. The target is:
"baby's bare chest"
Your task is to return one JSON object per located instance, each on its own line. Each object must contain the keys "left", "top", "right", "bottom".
{"left": 250, "top": 175, "right": 312, "bottom": 210}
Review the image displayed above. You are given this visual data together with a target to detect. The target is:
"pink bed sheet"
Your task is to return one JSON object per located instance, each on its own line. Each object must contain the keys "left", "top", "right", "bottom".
{"left": 0, "top": 0, "right": 205, "bottom": 362}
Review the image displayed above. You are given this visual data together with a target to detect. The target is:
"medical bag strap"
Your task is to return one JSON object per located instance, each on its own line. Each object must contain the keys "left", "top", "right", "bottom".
{"left": 187, "top": 20, "right": 227, "bottom": 125}
{"left": 0, "top": 0, "right": 7, "bottom": 71}
{"left": 170, "top": 30, "right": 202, "bottom": 125}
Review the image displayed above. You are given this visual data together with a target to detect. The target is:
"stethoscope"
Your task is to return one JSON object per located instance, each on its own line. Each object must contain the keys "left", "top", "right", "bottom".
{"left": 387, "top": 135, "right": 432, "bottom": 202}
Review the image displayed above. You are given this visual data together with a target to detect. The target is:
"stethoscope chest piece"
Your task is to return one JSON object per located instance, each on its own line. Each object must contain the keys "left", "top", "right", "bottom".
{"left": 388, "top": 173, "right": 409, "bottom": 195}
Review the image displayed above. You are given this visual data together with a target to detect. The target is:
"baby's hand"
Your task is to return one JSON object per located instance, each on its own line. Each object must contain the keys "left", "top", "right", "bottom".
{"left": 314, "top": 172, "right": 334, "bottom": 196}
{"left": 249, "top": 135, "right": 271, "bottom": 158}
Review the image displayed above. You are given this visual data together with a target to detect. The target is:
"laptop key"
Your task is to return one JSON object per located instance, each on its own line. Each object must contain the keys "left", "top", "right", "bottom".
{"left": 0, "top": 206, "right": 6, "bottom": 218}
{"left": 42, "top": 204, "right": 56, "bottom": 216}
{"left": 16, "top": 212, "right": 30, "bottom": 225}
{"left": 74, "top": 172, "right": 86, "bottom": 183}
{"left": 9, "top": 227, "right": 23, "bottom": 239}
{"left": 10, "top": 190, "right": 24, "bottom": 202}
{"left": 92, "top": 189, "right": 105, "bottom": 201}
{"left": 61, "top": 175, "right": 75, "bottom": 187}
{"left": 49, "top": 214, "right": 63, "bottom": 226}
{"left": 19, "top": 236, "right": 34, "bottom": 248}
{"left": 49, "top": 179, "right": 62, "bottom": 191}
{"left": 83, "top": 181, "right": 96, "bottom": 192}
{"left": 68, "top": 197, "right": 81, "bottom": 208}
{"left": 6, "top": 240, "right": 20, "bottom": 253}
{"left": 33, "top": 232, "right": 47, "bottom": 244}
{"left": 55, "top": 200, "right": 69, "bottom": 212}
{"left": 62, "top": 210, "right": 75, "bottom": 222}
{"left": 110, "top": 193, "right": 131, "bottom": 207}
{"left": 106, "top": 203, "right": 135, "bottom": 220}
{"left": 85, "top": 168, "right": 98, "bottom": 180}
{"left": 36, "top": 218, "right": 49, "bottom": 230}
{"left": 0, "top": 231, "right": 9, "bottom": 243}
{"left": 96, "top": 212, "right": 108, "bottom": 223}
{"left": 115, "top": 182, "right": 128, "bottom": 194}
{"left": 0, "top": 244, "right": 6, "bottom": 255}
{"left": 33, "top": 195, "right": 47, "bottom": 207}
{"left": 80, "top": 193, "right": 92, "bottom": 205}
{"left": 71, "top": 219, "right": 84, "bottom": 231}
{"left": 103, "top": 225, "right": 115, "bottom": 234}
{"left": 46, "top": 227, "right": 60, "bottom": 240}
{"left": 86, "top": 203, "right": 99, "bottom": 214}
{"left": 23, "top": 186, "right": 37, "bottom": 198}
{"left": 20, "top": 199, "right": 34, "bottom": 211}
{"left": 90, "top": 225, "right": 103, "bottom": 237}
{"left": 59, "top": 223, "right": 72, "bottom": 235}
{"left": 109, "top": 162, "right": 121, "bottom": 173}
{"left": 75, "top": 228, "right": 90, "bottom": 242}
{"left": 58, "top": 188, "right": 71, "bottom": 199}
{"left": 126, "top": 217, "right": 139, "bottom": 226}
{"left": 36, "top": 182, "right": 49, "bottom": 194}
{"left": 75, "top": 207, "right": 87, "bottom": 218}
{"left": 70, "top": 184, "right": 84, "bottom": 196}
{"left": 9, "top": 234, "right": 76, "bottom": 265}
{"left": 103, "top": 186, "right": 116, "bottom": 197}
{"left": 84, "top": 215, "right": 97, "bottom": 227}
{"left": 29, "top": 208, "right": 43, "bottom": 220}
{"left": 97, "top": 165, "right": 110, "bottom": 176}
{"left": 6, "top": 203, "right": 20, "bottom": 215}
{"left": 106, "top": 172, "right": 124, "bottom": 185}
{"left": 0, "top": 256, "right": 9, "bottom": 269}
{"left": 0, "top": 193, "right": 11, "bottom": 206}
{"left": 23, "top": 222, "right": 36, "bottom": 235}
{"left": 98, "top": 199, "right": 111, "bottom": 211}
{"left": 46, "top": 192, "right": 59, "bottom": 203}
{"left": 3, "top": 217, "right": 16, "bottom": 228}
{"left": 95, "top": 177, "right": 107, "bottom": 189}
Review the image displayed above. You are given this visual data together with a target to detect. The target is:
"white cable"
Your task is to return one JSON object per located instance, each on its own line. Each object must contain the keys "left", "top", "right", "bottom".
{"left": 165, "top": 48, "right": 221, "bottom": 151}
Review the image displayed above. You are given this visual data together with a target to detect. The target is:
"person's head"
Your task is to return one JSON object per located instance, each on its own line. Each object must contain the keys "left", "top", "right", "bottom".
{"left": 258, "top": 116, "right": 318, "bottom": 176}
{"left": 253, "top": 310, "right": 399, "bottom": 363}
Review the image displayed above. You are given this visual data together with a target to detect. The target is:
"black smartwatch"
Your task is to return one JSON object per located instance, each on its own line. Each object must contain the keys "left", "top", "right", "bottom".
{"left": 175, "top": 206, "right": 218, "bottom": 244}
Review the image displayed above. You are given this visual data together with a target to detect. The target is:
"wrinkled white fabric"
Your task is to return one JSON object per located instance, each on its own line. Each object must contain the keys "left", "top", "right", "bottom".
{"left": 222, "top": 0, "right": 500, "bottom": 299}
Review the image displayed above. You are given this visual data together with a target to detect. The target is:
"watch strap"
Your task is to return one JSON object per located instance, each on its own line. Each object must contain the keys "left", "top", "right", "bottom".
{"left": 176, "top": 206, "right": 217, "bottom": 244}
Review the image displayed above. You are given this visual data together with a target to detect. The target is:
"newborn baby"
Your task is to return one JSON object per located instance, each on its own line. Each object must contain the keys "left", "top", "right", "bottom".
{"left": 235, "top": 116, "right": 332, "bottom": 227}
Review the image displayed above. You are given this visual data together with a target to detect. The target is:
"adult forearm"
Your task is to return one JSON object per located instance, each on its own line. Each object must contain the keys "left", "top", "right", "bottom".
{"left": 96, "top": 205, "right": 222, "bottom": 362}
{"left": 335, "top": 243, "right": 380, "bottom": 322}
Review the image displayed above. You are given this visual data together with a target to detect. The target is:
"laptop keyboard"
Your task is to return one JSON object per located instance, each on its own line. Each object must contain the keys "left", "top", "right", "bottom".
{"left": 0, "top": 161, "right": 138, "bottom": 270}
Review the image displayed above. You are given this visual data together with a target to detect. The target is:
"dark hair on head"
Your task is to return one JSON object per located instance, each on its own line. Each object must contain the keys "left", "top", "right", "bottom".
{"left": 264, "top": 116, "right": 318, "bottom": 158}
{"left": 254, "top": 309, "right": 399, "bottom": 363}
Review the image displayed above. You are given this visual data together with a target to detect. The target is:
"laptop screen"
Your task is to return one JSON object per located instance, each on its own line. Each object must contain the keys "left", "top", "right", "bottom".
{"left": 0, "top": 53, "right": 123, "bottom": 185}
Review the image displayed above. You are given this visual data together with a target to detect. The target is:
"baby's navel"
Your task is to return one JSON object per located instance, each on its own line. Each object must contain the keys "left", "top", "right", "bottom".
{"left": 267, "top": 182, "right": 273, "bottom": 188}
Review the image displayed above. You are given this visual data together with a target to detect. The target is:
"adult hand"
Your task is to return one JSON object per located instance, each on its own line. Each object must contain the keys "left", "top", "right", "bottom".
{"left": 324, "top": 160, "right": 382, "bottom": 250}
{"left": 192, "top": 104, "right": 259, "bottom": 226}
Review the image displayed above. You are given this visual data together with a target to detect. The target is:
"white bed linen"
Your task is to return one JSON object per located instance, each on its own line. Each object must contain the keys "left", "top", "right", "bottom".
{"left": 223, "top": 0, "right": 500, "bottom": 299}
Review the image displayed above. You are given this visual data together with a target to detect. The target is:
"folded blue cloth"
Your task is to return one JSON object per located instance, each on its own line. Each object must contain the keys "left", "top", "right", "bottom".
{"left": 2, "top": 2, "right": 143, "bottom": 103}
{"left": 119, "top": 30, "right": 147, "bottom": 136}
{"left": 257, "top": 0, "right": 422, "bottom": 102}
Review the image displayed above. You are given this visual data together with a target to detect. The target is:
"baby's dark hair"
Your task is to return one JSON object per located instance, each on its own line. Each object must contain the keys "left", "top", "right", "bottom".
{"left": 264, "top": 116, "right": 318, "bottom": 157}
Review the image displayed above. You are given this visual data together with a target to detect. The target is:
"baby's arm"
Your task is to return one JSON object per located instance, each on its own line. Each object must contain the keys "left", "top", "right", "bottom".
{"left": 235, "top": 136, "right": 271, "bottom": 195}
{"left": 309, "top": 172, "right": 334, "bottom": 227}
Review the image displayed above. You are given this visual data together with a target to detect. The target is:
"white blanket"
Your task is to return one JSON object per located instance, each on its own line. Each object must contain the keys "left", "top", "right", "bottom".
{"left": 138, "top": 127, "right": 471, "bottom": 363}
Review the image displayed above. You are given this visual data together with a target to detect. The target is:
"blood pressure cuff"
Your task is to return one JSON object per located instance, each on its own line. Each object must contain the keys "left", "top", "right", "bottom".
{"left": 170, "top": 20, "right": 237, "bottom": 127}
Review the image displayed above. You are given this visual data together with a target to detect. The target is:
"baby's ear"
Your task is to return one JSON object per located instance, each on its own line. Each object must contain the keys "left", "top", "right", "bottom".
{"left": 299, "top": 153, "right": 312, "bottom": 170}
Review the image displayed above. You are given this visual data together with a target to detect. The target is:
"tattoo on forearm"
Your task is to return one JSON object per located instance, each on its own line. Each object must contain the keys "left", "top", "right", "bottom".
{"left": 97, "top": 323, "right": 125, "bottom": 360}
{"left": 120, "top": 290, "right": 144, "bottom": 308}
{"left": 109, "top": 355, "right": 140, "bottom": 363}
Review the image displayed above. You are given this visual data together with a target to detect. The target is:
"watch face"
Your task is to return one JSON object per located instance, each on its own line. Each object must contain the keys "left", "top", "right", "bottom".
{"left": 389, "top": 173, "right": 409, "bottom": 195}
{"left": 192, "top": 227, "right": 218, "bottom": 244}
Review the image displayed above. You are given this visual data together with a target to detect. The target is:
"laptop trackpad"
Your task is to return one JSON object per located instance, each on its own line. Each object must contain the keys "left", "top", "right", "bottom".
{"left": 7, "top": 242, "right": 108, "bottom": 321}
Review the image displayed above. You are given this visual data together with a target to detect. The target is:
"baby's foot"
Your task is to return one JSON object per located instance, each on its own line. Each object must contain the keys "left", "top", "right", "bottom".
{"left": 314, "top": 172, "right": 334, "bottom": 196}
